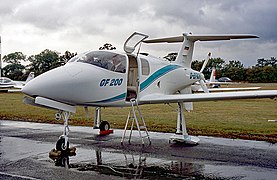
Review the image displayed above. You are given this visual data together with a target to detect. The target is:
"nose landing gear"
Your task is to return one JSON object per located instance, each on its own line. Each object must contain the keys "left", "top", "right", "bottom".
{"left": 55, "top": 111, "right": 71, "bottom": 151}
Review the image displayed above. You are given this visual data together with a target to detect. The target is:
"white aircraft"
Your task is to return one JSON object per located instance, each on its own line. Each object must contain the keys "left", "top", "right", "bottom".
{"left": 0, "top": 77, "right": 16, "bottom": 88}
{"left": 22, "top": 32, "right": 277, "bottom": 150}
{"left": 0, "top": 72, "right": 35, "bottom": 92}
{"left": 0, "top": 36, "right": 35, "bottom": 92}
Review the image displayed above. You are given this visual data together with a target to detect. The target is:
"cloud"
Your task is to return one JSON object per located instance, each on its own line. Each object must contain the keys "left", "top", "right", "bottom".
{"left": 0, "top": 0, "right": 276, "bottom": 66}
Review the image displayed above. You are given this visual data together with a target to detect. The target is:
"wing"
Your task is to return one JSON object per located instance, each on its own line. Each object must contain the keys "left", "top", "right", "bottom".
{"left": 139, "top": 90, "right": 277, "bottom": 104}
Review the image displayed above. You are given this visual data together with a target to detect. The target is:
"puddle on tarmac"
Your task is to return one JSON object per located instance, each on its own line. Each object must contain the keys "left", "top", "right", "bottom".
{"left": 1, "top": 121, "right": 277, "bottom": 179}
{"left": 1, "top": 136, "right": 277, "bottom": 179}
{"left": 42, "top": 146, "right": 277, "bottom": 180}
{"left": 46, "top": 147, "right": 212, "bottom": 179}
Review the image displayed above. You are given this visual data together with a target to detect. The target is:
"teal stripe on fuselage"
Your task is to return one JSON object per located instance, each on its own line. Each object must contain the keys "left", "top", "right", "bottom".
{"left": 140, "top": 64, "right": 181, "bottom": 92}
{"left": 87, "top": 64, "right": 181, "bottom": 104}
{"left": 89, "top": 92, "right": 126, "bottom": 103}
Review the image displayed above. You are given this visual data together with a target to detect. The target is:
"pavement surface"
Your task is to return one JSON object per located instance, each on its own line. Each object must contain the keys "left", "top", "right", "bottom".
{"left": 0, "top": 120, "right": 277, "bottom": 179}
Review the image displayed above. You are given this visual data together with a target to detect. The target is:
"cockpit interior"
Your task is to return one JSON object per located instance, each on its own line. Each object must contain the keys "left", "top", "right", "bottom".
{"left": 68, "top": 51, "right": 126, "bottom": 73}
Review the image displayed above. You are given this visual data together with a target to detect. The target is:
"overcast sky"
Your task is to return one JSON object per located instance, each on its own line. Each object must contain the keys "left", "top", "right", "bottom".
{"left": 1, "top": 0, "right": 277, "bottom": 66}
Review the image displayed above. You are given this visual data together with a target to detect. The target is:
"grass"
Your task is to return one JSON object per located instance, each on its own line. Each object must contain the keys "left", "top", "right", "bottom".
{"left": 0, "top": 83, "right": 277, "bottom": 143}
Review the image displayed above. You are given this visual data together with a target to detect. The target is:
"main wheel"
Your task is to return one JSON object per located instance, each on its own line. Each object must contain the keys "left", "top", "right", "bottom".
{"left": 99, "top": 121, "right": 110, "bottom": 131}
{"left": 56, "top": 137, "right": 69, "bottom": 151}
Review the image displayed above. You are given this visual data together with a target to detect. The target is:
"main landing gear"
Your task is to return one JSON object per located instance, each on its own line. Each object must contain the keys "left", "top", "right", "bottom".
{"left": 169, "top": 102, "right": 200, "bottom": 145}
{"left": 94, "top": 107, "right": 113, "bottom": 135}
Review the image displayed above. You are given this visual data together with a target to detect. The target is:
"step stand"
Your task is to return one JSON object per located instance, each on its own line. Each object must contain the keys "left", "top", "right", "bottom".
{"left": 121, "top": 98, "right": 151, "bottom": 146}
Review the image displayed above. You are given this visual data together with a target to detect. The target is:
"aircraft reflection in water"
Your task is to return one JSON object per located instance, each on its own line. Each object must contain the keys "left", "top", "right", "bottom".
{"left": 49, "top": 148, "right": 205, "bottom": 179}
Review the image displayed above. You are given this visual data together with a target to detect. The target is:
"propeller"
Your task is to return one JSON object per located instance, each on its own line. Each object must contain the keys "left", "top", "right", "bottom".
{"left": 200, "top": 52, "right": 211, "bottom": 73}
{"left": 198, "top": 52, "right": 211, "bottom": 93}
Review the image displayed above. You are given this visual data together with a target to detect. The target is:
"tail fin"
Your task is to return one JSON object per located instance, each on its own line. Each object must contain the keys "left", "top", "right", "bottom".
{"left": 209, "top": 67, "right": 216, "bottom": 83}
{"left": 144, "top": 33, "right": 258, "bottom": 68}
{"left": 26, "top": 72, "right": 35, "bottom": 83}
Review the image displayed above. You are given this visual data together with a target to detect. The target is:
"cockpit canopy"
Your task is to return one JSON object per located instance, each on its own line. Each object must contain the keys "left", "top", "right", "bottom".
{"left": 68, "top": 51, "right": 126, "bottom": 73}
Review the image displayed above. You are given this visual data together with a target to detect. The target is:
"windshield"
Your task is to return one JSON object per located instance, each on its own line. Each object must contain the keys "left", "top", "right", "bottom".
{"left": 68, "top": 51, "right": 126, "bottom": 73}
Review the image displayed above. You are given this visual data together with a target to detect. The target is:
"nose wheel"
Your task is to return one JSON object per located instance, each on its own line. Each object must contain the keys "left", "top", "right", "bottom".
{"left": 56, "top": 136, "right": 69, "bottom": 151}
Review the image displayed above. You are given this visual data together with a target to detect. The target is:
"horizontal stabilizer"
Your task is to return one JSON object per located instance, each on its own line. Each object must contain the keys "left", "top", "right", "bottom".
{"left": 144, "top": 34, "right": 259, "bottom": 43}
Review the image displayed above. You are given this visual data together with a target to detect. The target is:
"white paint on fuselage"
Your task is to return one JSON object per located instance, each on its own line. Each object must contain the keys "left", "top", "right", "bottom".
{"left": 138, "top": 55, "right": 199, "bottom": 98}
{"left": 23, "top": 51, "right": 201, "bottom": 107}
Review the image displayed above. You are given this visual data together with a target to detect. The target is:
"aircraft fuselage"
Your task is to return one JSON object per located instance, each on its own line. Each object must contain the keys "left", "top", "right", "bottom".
{"left": 23, "top": 50, "right": 200, "bottom": 107}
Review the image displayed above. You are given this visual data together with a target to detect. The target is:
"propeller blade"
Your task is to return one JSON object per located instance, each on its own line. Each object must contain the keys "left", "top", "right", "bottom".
{"left": 199, "top": 79, "right": 209, "bottom": 93}
{"left": 200, "top": 52, "right": 211, "bottom": 73}
{"left": 199, "top": 72, "right": 209, "bottom": 93}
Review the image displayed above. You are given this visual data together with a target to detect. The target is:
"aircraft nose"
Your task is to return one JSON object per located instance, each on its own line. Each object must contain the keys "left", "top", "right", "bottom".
{"left": 22, "top": 65, "right": 81, "bottom": 103}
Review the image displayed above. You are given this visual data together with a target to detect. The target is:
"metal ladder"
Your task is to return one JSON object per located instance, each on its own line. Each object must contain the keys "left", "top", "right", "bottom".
{"left": 121, "top": 98, "right": 151, "bottom": 145}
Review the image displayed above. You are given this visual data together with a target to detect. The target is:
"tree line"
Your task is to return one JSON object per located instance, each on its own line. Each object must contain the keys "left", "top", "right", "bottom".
{"left": 1, "top": 50, "right": 76, "bottom": 81}
{"left": 1, "top": 48, "right": 277, "bottom": 83}
{"left": 191, "top": 57, "right": 277, "bottom": 83}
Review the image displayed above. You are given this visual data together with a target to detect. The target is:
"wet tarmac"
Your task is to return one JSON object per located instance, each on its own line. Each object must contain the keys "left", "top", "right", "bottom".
{"left": 0, "top": 120, "right": 277, "bottom": 179}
